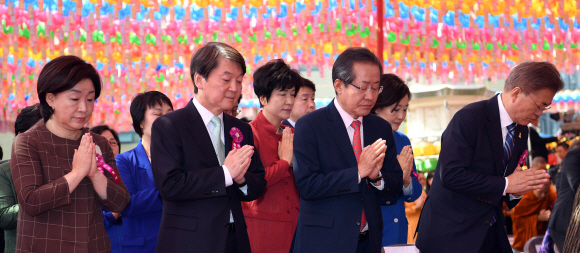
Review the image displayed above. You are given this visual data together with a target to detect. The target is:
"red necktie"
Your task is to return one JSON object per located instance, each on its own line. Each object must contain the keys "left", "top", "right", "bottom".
{"left": 351, "top": 120, "right": 366, "bottom": 231}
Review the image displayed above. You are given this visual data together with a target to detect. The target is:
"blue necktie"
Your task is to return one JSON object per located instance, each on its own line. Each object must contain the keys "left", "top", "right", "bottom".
{"left": 503, "top": 122, "right": 517, "bottom": 171}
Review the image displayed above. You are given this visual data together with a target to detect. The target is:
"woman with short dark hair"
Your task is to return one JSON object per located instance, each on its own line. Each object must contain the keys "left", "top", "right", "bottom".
{"left": 10, "top": 55, "right": 130, "bottom": 253}
{"left": 115, "top": 91, "right": 173, "bottom": 253}
{"left": 241, "top": 59, "right": 302, "bottom": 253}
{"left": 90, "top": 125, "right": 121, "bottom": 156}
{"left": 371, "top": 73, "right": 423, "bottom": 246}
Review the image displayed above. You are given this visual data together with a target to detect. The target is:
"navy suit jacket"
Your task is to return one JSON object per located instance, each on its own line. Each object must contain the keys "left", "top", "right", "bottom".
{"left": 116, "top": 141, "right": 163, "bottom": 252}
{"left": 416, "top": 95, "right": 528, "bottom": 253}
{"left": 293, "top": 99, "right": 403, "bottom": 253}
{"left": 151, "top": 99, "right": 267, "bottom": 253}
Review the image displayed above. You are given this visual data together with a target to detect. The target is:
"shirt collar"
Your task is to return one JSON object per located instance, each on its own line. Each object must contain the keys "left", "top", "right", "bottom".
{"left": 193, "top": 97, "right": 223, "bottom": 126}
{"left": 286, "top": 119, "right": 296, "bottom": 128}
{"left": 334, "top": 99, "right": 363, "bottom": 129}
{"left": 497, "top": 94, "right": 514, "bottom": 129}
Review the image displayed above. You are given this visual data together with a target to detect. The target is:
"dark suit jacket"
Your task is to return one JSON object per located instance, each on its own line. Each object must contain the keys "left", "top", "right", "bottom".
{"left": 116, "top": 141, "right": 163, "bottom": 252}
{"left": 292, "top": 99, "right": 403, "bottom": 253}
{"left": 282, "top": 119, "right": 294, "bottom": 129}
{"left": 549, "top": 146, "right": 580, "bottom": 250}
{"left": 529, "top": 127, "right": 558, "bottom": 161}
{"left": 151, "top": 99, "right": 266, "bottom": 253}
{"left": 416, "top": 95, "right": 528, "bottom": 253}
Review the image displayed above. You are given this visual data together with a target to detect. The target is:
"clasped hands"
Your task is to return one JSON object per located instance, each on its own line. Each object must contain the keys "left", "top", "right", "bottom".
{"left": 224, "top": 145, "right": 254, "bottom": 185}
{"left": 72, "top": 133, "right": 103, "bottom": 179}
{"left": 358, "top": 139, "right": 387, "bottom": 185}
{"left": 505, "top": 165, "right": 550, "bottom": 196}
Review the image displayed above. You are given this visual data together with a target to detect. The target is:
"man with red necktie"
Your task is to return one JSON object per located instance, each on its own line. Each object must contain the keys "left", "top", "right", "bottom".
{"left": 292, "top": 47, "right": 403, "bottom": 253}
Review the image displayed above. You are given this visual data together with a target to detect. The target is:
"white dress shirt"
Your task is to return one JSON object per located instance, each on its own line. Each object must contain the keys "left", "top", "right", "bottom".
{"left": 286, "top": 119, "right": 296, "bottom": 128}
{"left": 497, "top": 94, "right": 522, "bottom": 200}
{"left": 192, "top": 97, "right": 248, "bottom": 222}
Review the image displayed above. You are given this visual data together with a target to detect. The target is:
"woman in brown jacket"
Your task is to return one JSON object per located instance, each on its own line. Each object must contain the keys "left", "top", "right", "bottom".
{"left": 10, "top": 55, "right": 130, "bottom": 253}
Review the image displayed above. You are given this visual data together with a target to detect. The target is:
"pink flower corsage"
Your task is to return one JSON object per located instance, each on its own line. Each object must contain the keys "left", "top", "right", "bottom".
{"left": 230, "top": 127, "right": 243, "bottom": 150}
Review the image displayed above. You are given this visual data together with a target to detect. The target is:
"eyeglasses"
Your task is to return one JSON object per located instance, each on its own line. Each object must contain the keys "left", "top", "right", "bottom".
{"left": 109, "top": 140, "right": 118, "bottom": 146}
{"left": 348, "top": 82, "right": 384, "bottom": 95}
{"left": 521, "top": 87, "right": 552, "bottom": 112}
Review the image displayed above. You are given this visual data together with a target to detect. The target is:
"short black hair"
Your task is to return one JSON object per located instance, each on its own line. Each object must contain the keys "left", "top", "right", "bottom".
{"left": 557, "top": 142, "right": 570, "bottom": 150}
{"left": 90, "top": 125, "right": 121, "bottom": 151}
{"left": 253, "top": 59, "right": 302, "bottom": 107}
{"left": 332, "top": 47, "right": 382, "bottom": 91}
{"left": 371, "top": 74, "right": 411, "bottom": 114}
{"left": 15, "top": 103, "right": 42, "bottom": 136}
{"left": 130, "top": 91, "right": 174, "bottom": 138}
{"left": 37, "top": 55, "right": 102, "bottom": 122}
{"left": 190, "top": 42, "right": 246, "bottom": 94}
{"left": 300, "top": 77, "right": 316, "bottom": 93}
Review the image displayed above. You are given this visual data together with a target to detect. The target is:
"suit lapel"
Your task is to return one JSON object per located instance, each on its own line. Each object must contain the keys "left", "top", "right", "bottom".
{"left": 486, "top": 95, "right": 505, "bottom": 176}
{"left": 183, "top": 100, "right": 220, "bottom": 166}
{"left": 223, "top": 114, "right": 234, "bottom": 155}
{"left": 134, "top": 141, "right": 151, "bottom": 170}
{"left": 326, "top": 100, "right": 357, "bottom": 168}
{"left": 506, "top": 125, "right": 528, "bottom": 175}
{"left": 362, "top": 116, "right": 376, "bottom": 149}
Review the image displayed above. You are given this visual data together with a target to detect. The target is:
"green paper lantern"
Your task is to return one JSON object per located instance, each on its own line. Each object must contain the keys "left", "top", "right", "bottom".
{"left": 424, "top": 158, "right": 438, "bottom": 172}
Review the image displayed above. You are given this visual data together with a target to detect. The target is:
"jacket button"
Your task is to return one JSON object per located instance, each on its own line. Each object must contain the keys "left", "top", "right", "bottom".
{"left": 394, "top": 218, "right": 398, "bottom": 223}
{"left": 362, "top": 198, "right": 365, "bottom": 202}
{"left": 386, "top": 201, "right": 390, "bottom": 205}
{"left": 286, "top": 196, "right": 289, "bottom": 200}
{"left": 356, "top": 221, "right": 361, "bottom": 226}
{"left": 484, "top": 221, "right": 490, "bottom": 225}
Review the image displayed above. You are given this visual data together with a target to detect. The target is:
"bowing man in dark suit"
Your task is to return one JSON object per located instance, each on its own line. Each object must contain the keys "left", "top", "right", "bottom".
{"left": 151, "top": 42, "right": 266, "bottom": 253}
{"left": 415, "top": 61, "right": 563, "bottom": 253}
{"left": 293, "top": 47, "right": 403, "bottom": 253}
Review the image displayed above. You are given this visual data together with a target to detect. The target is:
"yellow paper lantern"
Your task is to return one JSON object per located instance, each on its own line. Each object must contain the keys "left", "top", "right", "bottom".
{"left": 161, "top": 0, "right": 177, "bottom": 7}
{"left": 195, "top": 0, "right": 210, "bottom": 7}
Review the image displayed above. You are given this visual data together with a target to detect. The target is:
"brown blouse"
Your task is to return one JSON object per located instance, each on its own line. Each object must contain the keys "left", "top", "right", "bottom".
{"left": 10, "top": 120, "right": 130, "bottom": 253}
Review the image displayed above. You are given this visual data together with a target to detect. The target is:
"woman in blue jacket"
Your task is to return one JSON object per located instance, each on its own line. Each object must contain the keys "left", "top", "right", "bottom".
{"left": 371, "top": 74, "right": 423, "bottom": 246}
{"left": 116, "top": 91, "right": 173, "bottom": 252}
{"left": 91, "top": 125, "right": 123, "bottom": 253}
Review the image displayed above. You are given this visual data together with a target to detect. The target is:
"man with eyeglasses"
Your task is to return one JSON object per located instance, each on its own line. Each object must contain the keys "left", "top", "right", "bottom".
{"left": 292, "top": 47, "right": 403, "bottom": 253}
{"left": 416, "top": 61, "right": 564, "bottom": 253}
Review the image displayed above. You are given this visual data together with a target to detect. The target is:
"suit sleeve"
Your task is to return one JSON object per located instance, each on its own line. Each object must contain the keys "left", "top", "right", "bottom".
{"left": 117, "top": 154, "right": 163, "bottom": 218}
{"left": 438, "top": 110, "right": 506, "bottom": 205}
{"left": 377, "top": 130, "right": 404, "bottom": 199}
{"left": 11, "top": 135, "right": 72, "bottom": 217}
{"left": 293, "top": 119, "right": 360, "bottom": 201}
{"left": 563, "top": 151, "right": 580, "bottom": 193}
{"left": 233, "top": 128, "right": 266, "bottom": 201}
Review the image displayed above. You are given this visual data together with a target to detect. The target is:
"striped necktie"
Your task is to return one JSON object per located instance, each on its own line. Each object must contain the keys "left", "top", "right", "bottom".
{"left": 503, "top": 122, "right": 517, "bottom": 171}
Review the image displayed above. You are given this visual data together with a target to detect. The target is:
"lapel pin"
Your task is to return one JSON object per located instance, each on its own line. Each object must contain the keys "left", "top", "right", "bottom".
{"left": 519, "top": 133, "right": 521, "bottom": 138}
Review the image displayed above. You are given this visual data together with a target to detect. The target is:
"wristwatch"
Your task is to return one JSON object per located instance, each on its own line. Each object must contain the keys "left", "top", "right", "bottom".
{"left": 368, "top": 171, "right": 383, "bottom": 183}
